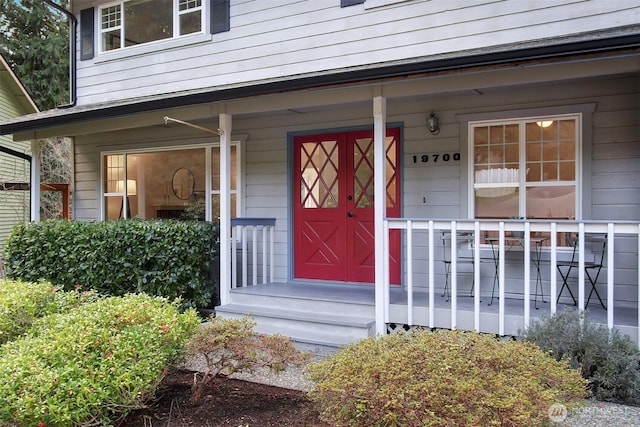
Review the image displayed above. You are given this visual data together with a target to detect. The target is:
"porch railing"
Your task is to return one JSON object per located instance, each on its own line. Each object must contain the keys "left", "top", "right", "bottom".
{"left": 230, "top": 218, "right": 276, "bottom": 288}
{"left": 383, "top": 219, "right": 640, "bottom": 345}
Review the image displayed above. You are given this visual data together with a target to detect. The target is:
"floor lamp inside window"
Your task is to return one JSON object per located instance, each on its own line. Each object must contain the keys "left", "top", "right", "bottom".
{"left": 116, "top": 179, "right": 137, "bottom": 219}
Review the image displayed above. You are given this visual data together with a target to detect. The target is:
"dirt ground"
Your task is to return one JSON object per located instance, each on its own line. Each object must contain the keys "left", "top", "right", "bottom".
{"left": 115, "top": 369, "right": 329, "bottom": 427}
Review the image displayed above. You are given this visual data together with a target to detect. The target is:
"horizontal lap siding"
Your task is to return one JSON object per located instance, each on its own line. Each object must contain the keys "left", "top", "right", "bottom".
{"left": 590, "top": 76, "right": 640, "bottom": 305}
{"left": 0, "top": 74, "right": 31, "bottom": 252}
{"left": 74, "top": 0, "right": 640, "bottom": 105}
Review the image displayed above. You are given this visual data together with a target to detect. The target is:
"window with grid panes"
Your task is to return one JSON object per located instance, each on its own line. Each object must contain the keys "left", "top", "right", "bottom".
{"left": 470, "top": 115, "right": 578, "bottom": 221}
{"left": 100, "top": 0, "right": 203, "bottom": 52}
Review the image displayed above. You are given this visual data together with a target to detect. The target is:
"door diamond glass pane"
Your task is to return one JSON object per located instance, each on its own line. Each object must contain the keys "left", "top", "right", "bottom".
{"left": 300, "top": 140, "right": 339, "bottom": 208}
{"left": 385, "top": 135, "right": 397, "bottom": 208}
{"left": 354, "top": 138, "right": 374, "bottom": 208}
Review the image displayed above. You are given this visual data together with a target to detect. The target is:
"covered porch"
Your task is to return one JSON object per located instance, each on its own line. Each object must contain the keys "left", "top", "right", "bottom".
{"left": 218, "top": 218, "right": 640, "bottom": 349}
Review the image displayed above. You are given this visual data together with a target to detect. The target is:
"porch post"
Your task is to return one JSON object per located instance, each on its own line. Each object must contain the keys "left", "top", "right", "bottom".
{"left": 30, "top": 140, "right": 40, "bottom": 221}
{"left": 373, "top": 95, "right": 386, "bottom": 335}
{"left": 219, "top": 113, "right": 232, "bottom": 306}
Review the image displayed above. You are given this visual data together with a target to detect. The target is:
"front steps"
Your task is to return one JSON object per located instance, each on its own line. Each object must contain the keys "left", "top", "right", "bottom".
{"left": 214, "top": 283, "right": 376, "bottom": 350}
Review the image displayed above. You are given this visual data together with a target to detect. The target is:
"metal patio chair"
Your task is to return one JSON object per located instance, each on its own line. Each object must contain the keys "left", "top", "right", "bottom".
{"left": 556, "top": 234, "right": 607, "bottom": 309}
{"left": 442, "top": 231, "right": 476, "bottom": 301}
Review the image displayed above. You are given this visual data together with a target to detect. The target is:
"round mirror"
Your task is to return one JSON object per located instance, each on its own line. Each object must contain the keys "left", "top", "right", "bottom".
{"left": 172, "top": 168, "right": 195, "bottom": 200}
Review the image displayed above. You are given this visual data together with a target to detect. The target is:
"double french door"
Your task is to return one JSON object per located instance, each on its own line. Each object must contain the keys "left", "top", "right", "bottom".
{"left": 293, "top": 128, "right": 401, "bottom": 284}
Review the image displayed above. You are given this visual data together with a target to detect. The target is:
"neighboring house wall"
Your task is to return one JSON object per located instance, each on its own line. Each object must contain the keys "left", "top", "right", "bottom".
{"left": 0, "top": 57, "right": 36, "bottom": 253}
{"left": 72, "top": 71, "right": 640, "bottom": 302}
{"left": 71, "top": 0, "right": 640, "bottom": 105}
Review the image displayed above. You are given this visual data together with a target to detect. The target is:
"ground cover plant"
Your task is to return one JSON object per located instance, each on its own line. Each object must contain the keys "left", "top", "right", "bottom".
{"left": 521, "top": 309, "right": 640, "bottom": 404}
{"left": 0, "top": 290, "right": 200, "bottom": 426}
{"left": 307, "top": 329, "right": 587, "bottom": 427}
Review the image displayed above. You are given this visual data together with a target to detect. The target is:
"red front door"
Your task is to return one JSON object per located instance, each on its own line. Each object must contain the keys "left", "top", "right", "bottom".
{"left": 293, "top": 128, "right": 401, "bottom": 283}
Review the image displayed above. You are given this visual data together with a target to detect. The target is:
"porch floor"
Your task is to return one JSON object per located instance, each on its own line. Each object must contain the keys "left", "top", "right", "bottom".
{"left": 228, "top": 281, "right": 638, "bottom": 338}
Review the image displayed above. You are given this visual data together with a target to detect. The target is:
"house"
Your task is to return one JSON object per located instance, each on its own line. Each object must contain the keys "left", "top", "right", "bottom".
{"left": 0, "top": 54, "right": 38, "bottom": 261}
{"left": 1, "top": 0, "right": 639, "bottom": 349}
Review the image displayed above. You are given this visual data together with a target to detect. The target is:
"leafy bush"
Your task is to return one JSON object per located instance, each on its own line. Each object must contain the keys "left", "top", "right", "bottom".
{"left": 307, "top": 330, "right": 586, "bottom": 427}
{"left": 4, "top": 219, "right": 219, "bottom": 308}
{"left": 521, "top": 309, "right": 640, "bottom": 404}
{"left": 0, "top": 279, "right": 96, "bottom": 345}
{"left": 0, "top": 293, "right": 200, "bottom": 426}
{"left": 186, "top": 315, "right": 311, "bottom": 404}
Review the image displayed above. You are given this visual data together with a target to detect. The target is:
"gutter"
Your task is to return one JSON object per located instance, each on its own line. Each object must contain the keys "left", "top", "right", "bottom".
{"left": 43, "top": 0, "right": 77, "bottom": 108}
{"left": 1, "top": 32, "right": 639, "bottom": 136}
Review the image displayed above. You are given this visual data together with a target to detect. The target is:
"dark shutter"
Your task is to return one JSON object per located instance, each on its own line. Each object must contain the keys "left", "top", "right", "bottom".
{"left": 341, "top": 0, "right": 365, "bottom": 7}
{"left": 210, "top": 0, "right": 230, "bottom": 34}
{"left": 80, "top": 7, "right": 95, "bottom": 60}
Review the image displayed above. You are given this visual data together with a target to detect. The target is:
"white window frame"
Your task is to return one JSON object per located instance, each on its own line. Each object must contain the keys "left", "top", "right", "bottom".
{"left": 468, "top": 113, "right": 581, "bottom": 220}
{"left": 100, "top": 141, "right": 242, "bottom": 222}
{"left": 98, "top": 0, "right": 205, "bottom": 54}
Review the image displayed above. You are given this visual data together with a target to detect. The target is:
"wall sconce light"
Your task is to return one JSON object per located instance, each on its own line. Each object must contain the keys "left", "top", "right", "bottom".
{"left": 427, "top": 111, "right": 440, "bottom": 135}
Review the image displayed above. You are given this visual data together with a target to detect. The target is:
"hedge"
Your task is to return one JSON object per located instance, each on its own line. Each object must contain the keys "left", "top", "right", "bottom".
{"left": 3, "top": 219, "right": 219, "bottom": 308}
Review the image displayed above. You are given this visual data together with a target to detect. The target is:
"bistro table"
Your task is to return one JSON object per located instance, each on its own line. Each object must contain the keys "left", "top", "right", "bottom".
{"left": 486, "top": 236, "right": 548, "bottom": 308}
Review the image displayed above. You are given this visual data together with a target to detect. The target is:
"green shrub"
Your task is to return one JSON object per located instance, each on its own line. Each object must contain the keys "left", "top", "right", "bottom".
{"left": 0, "top": 279, "right": 96, "bottom": 345}
{"left": 521, "top": 309, "right": 640, "bottom": 404}
{"left": 185, "top": 315, "right": 311, "bottom": 404}
{"left": 4, "top": 219, "right": 219, "bottom": 308}
{"left": 307, "top": 330, "right": 586, "bottom": 427}
{"left": 0, "top": 293, "right": 200, "bottom": 426}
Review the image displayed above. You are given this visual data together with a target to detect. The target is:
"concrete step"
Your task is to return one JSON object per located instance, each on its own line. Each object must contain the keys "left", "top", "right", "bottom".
{"left": 227, "top": 288, "right": 375, "bottom": 319}
{"left": 215, "top": 303, "right": 375, "bottom": 348}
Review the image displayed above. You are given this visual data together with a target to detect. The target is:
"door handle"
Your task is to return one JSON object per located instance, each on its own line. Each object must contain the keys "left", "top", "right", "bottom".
{"left": 347, "top": 212, "right": 354, "bottom": 217}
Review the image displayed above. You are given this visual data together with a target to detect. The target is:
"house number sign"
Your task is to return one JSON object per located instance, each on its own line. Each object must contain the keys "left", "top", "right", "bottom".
{"left": 406, "top": 152, "right": 460, "bottom": 166}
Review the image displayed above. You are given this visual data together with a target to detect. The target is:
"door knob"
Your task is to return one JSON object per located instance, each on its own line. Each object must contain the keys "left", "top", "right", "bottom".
{"left": 347, "top": 212, "right": 354, "bottom": 217}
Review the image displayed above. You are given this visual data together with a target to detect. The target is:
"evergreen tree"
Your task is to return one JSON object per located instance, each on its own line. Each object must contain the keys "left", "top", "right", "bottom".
{"left": 0, "top": 0, "right": 73, "bottom": 219}
{"left": 0, "top": 0, "right": 70, "bottom": 111}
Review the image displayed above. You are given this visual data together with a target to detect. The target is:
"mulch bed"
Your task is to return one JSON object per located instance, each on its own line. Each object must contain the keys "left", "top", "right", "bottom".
{"left": 115, "top": 369, "right": 329, "bottom": 427}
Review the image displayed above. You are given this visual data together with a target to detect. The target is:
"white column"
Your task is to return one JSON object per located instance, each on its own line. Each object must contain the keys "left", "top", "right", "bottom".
{"left": 373, "top": 96, "right": 386, "bottom": 335}
{"left": 219, "top": 113, "right": 232, "bottom": 306}
{"left": 30, "top": 140, "right": 40, "bottom": 221}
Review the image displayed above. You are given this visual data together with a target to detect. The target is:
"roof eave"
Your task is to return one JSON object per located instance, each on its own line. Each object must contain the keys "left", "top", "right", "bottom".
{"left": 1, "top": 32, "right": 639, "bottom": 137}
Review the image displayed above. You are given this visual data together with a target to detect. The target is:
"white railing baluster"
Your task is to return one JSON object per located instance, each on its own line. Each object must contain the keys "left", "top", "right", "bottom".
{"left": 231, "top": 225, "right": 238, "bottom": 289}
{"left": 607, "top": 223, "right": 615, "bottom": 330}
{"left": 523, "top": 221, "right": 531, "bottom": 327}
{"left": 252, "top": 226, "right": 258, "bottom": 286}
{"left": 407, "top": 220, "right": 413, "bottom": 326}
{"left": 550, "top": 222, "right": 557, "bottom": 314}
{"left": 262, "top": 226, "right": 268, "bottom": 284}
{"left": 428, "top": 220, "right": 435, "bottom": 329}
{"left": 578, "top": 222, "right": 585, "bottom": 311}
{"left": 383, "top": 220, "right": 390, "bottom": 324}
{"left": 242, "top": 225, "right": 248, "bottom": 287}
{"left": 270, "top": 225, "right": 275, "bottom": 283}
{"left": 473, "top": 221, "right": 480, "bottom": 332}
{"left": 498, "top": 222, "right": 505, "bottom": 336}
{"left": 451, "top": 221, "right": 457, "bottom": 330}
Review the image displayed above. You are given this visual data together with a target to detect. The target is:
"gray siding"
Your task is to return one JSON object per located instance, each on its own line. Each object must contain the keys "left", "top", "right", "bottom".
{"left": 72, "top": 0, "right": 640, "bottom": 105}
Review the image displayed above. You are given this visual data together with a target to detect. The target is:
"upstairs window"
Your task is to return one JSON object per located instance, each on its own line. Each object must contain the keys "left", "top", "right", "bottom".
{"left": 470, "top": 115, "right": 579, "bottom": 221}
{"left": 100, "top": 0, "right": 203, "bottom": 52}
